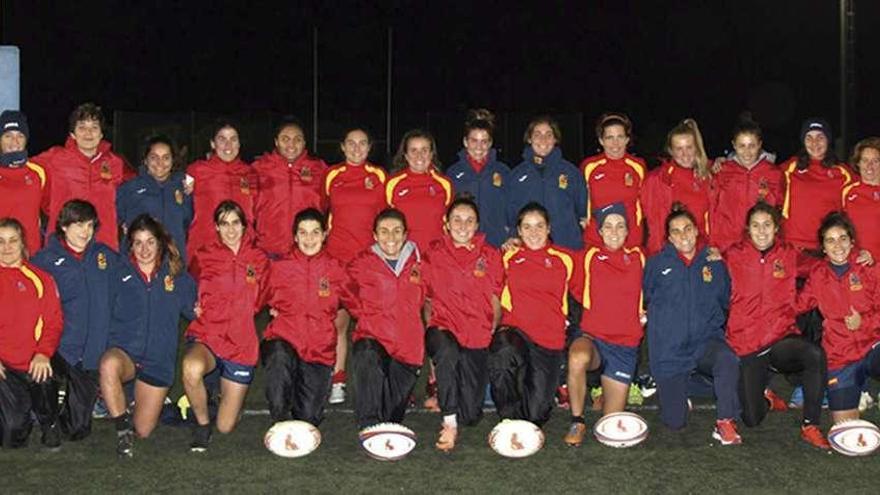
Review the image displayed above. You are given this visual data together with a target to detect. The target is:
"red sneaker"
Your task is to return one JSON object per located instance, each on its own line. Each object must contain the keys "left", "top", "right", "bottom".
{"left": 764, "top": 389, "right": 788, "bottom": 412}
{"left": 555, "top": 385, "right": 570, "bottom": 410}
{"left": 712, "top": 419, "right": 742, "bottom": 445}
{"left": 800, "top": 425, "right": 830, "bottom": 450}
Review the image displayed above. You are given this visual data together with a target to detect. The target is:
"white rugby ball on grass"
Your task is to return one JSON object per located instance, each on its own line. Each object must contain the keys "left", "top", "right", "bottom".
{"left": 488, "top": 419, "right": 545, "bottom": 458}
{"left": 593, "top": 411, "right": 649, "bottom": 448}
{"left": 264, "top": 420, "right": 322, "bottom": 458}
{"left": 358, "top": 423, "right": 417, "bottom": 461}
{"left": 828, "top": 419, "right": 880, "bottom": 457}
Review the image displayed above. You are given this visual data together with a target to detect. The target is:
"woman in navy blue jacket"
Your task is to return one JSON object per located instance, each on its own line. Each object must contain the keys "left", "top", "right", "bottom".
{"left": 31, "top": 199, "right": 118, "bottom": 441}
{"left": 98, "top": 214, "right": 197, "bottom": 458}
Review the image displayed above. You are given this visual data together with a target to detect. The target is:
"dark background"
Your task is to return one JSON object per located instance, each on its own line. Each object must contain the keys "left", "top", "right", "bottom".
{"left": 2, "top": 0, "right": 878, "bottom": 168}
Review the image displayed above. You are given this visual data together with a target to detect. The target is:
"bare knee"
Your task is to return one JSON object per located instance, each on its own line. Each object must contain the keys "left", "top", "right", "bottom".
{"left": 181, "top": 359, "right": 206, "bottom": 386}
{"left": 568, "top": 340, "right": 594, "bottom": 372}
{"left": 215, "top": 418, "right": 238, "bottom": 434}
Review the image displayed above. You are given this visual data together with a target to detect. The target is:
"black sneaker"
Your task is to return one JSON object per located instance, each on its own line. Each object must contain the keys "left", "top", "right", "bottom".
{"left": 41, "top": 423, "right": 61, "bottom": 451}
{"left": 190, "top": 424, "right": 211, "bottom": 453}
{"left": 636, "top": 373, "right": 657, "bottom": 399}
{"left": 117, "top": 429, "right": 134, "bottom": 458}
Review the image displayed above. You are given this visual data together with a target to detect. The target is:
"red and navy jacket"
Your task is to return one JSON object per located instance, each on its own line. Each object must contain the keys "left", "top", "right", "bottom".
{"left": 34, "top": 138, "right": 132, "bottom": 250}
{"left": 385, "top": 167, "right": 453, "bottom": 251}
{"left": 0, "top": 262, "right": 63, "bottom": 372}
{"left": 342, "top": 242, "right": 427, "bottom": 366}
{"left": 263, "top": 249, "right": 346, "bottom": 367}
{"left": 642, "top": 161, "right": 712, "bottom": 255}
{"left": 0, "top": 160, "right": 48, "bottom": 254}
{"left": 644, "top": 244, "right": 730, "bottom": 378}
{"left": 500, "top": 243, "right": 577, "bottom": 351}
{"left": 117, "top": 169, "right": 193, "bottom": 259}
{"left": 253, "top": 151, "right": 328, "bottom": 257}
{"left": 506, "top": 146, "right": 587, "bottom": 250}
{"left": 580, "top": 152, "right": 646, "bottom": 249}
{"left": 578, "top": 245, "right": 645, "bottom": 347}
{"left": 797, "top": 256, "right": 880, "bottom": 371}
{"left": 842, "top": 180, "right": 880, "bottom": 258}
{"left": 186, "top": 155, "right": 258, "bottom": 260}
{"left": 31, "top": 236, "right": 118, "bottom": 370}
{"left": 107, "top": 258, "right": 197, "bottom": 386}
{"left": 423, "top": 233, "right": 504, "bottom": 349}
{"left": 710, "top": 156, "right": 783, "bottom": 252}
{"left": 186, "top": 237, "right": 269, "bottom": 366}
{"left": 324, "top": 162, "right": 387, "bottom": 262}
{"left": 781, "top": 157, "right": 852, "bottom": 250}
{"left": 446, "top": 149, "right": 510, "bottom": 247}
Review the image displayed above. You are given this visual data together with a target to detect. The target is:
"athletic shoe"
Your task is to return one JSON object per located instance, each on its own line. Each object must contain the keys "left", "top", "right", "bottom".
{"left": 764, "top": 389, "right": 788, "bottom": 412}
{"left": 563, "top": 422, "right": 587, "bottom": 447}
{"left": 636, "top": 373, "right": 657, "bottom": 398}
{"left": 800, "top": 425, "right": 831, "bottom": 450}
{"left": 590, "top": 387, "right": 604, "bottom": 411}
{"left": 190, "top": 424, "right": 212, "bottom": 453}
{"left": 555, "top": 385, "right": 570, "bottom": 410}
{"left": 329, "top": 382, "right": 346, "bottom": 405}
{"left": 627, "top": 383, "right": 644, "bottom": 406}
{"left": 435, "top": 424, "right": 457, "bottom": 452}
{"left": 858, "top": 391, "right": 875, "bottom": 413}
{"left": 116, "top": 429, "right": 134, "bottom": 458}
{"left": 92, "top": 399, "right": 110, "bottom": 419}
{"left": 712, "top": 419, "right": 742, "bottom": 445}
{"left": 41, "top": 423, "right": 62, "bottom": 451}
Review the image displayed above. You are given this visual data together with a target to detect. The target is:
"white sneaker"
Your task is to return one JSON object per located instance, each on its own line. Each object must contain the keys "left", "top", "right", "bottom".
{"left": 858, "top": 391, "right": 875, "bottom": 413}
{"left": 329, "top": 382, "right": 346, "bottom": 404}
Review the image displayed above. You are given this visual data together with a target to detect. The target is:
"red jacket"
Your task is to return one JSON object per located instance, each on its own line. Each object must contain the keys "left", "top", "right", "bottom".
{"left": 710, "top": 157, "right": 783, "bottom": 252}
{"left": 263, "top": 249, "right": 346, "bottom": 366}
{"left": 642, "top": 161, "right": 712, "bottom": 255}
{"left": 842, "top": 181, "right": 880, "bottom": 258}
{"left": 580, "top": 153, "right": 646, "bottom": 248}
{"left": 423, "top": 233, "right": 504, "bottom": 349}
{"left": 34, "top": 138, "right": 131, "bottom": 250}
{"left": 0, "top": 262, "right": 63, "bottom": 372}
{"left": 500, "top": 244, "right": 577, "bottom": 351}
{"left": 324, "top": 162, "right": 387, "bottom": 262}
{"left": 342, "top": 243, "right": 427, "bottom": 366}
{"left": 781, "top": 158, "right": 852, "bottom": 250}
{"left": 186, "top": 238, "right": 269, "bottom": 366}
{"left": 253, "top": 151, "right": 328, "bottom": 256}
{"left": 797, "top": 257, "right": 880, "bottom": 370}
{"left": 385, "top": 168, "right": 453, "bottom": 251}
{"left": 186, "top": 155, "right": 258, "bottom": 259}
{"left": 578, "top": 245, "right": 645, "bottom": 347}
{"left": 0, "top": 161, "right": 49, "bottom": 254}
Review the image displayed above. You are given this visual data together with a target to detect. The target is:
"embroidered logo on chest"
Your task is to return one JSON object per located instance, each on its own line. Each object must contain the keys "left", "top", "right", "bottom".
{"left": 246, "top": 264, "right": 257, "bottom": 284}
{"left": 772, "top": 259, "right": 786, "bottom": 278}
{"left": 175, "top": 189, "right": 184, "bottom": 205}
{"left": 300, "top": 167, "right": 312, "bottom": 183}
{"left": 624, "top": 172, "right": 633, "bottom": 187}
{"left": 409, "top": 265, "right": 421, "bottom": 283}
{"left": 97, "top": 252, "right": 108, "bottom": 270}
{"left": 493, "top": 172, "right": 503, "bottom": 187}
{"left": 100, "top": 162, "right": 112, "bottom": 180}
{"left": 240, "top": 177, "right": 251, "bottom": 195}
{"left": 364, "top": 177, "right": 375, "bottom": 190}
{"left": 558, "top": 174, "right": 568, "bottom": 190}
{"left": 702, "top": 266, "right": 713, "bottom": 283}
{"left": 474, "top": 257, "right": 487, "bottom": 277}
{"left": 318, "top": 276, "right": 331, "bottom": 297}
{"left": 164, "top": 275, "right": 175, "bottom": 292}
{"left": 849, "top": 272, "right": 863, "bottom": 291}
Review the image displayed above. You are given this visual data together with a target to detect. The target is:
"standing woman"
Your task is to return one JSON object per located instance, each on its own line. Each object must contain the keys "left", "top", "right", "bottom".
{"left": 643, "top": 118, "right": 714, "bottom": 254}
{"left": 445, "top": 109, "right": 510, "bottom": 247}
{"left": 324, "top": 128, "right": 388, "bottom": 403}
{"left": 182, "top": 200, "right": 269, "bottom": 452}
{"left": 385, "top": 130, "right": 454, "bottom": 251}
{"left": 580, "top": 113, "right": 647, "bottom": 249}
{"left": 186, "top": 120, "right": 258, "bottom": 261}
{"left": 710, "top": 120, "right": 783, "bottom": 252}
{"left": 99, "top": 215, "right": 196, "bottom": 458}
{"left": 0, "top": 217, "right": 63, "bottom": 449}
{"left": 423, "top": 197, "right": 503, "bottom": 451}
{"left": 842, "top": 137, "right": 880, "bottom": 257}
{"left": 31, "top": 200, "right": 118, "bottom": 442}
{"left": 341, "top": 209, "right": 427, "bottom": 430}
{"left": 489, "top": 203, "right": 577, "bottom": 427}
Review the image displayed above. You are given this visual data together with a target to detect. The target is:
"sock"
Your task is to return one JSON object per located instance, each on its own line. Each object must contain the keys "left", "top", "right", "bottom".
{"left": 115, "top": 412, "right": 131, "bottom": 433}
{"left": 443, "top": 414, "right": 457, "bottom": 428}
{"left": 570, "top": 416, "right": 585, "bottom": 425}
{"left": 332, "top": 370, "right": 347, "bottom": 383}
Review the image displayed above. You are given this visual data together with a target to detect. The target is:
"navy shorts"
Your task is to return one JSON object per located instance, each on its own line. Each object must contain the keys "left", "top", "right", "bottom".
{"left": 592, "top": 337, "right": 638, "bottom": 385}
{"left": 827, "top": 343, "right": 880, "bottom": 411}
{"left": 114, "top": 347, "right": 174, "bottom": 388}
{"left": 187, "top": 340, "right": 256, "bottom": 385}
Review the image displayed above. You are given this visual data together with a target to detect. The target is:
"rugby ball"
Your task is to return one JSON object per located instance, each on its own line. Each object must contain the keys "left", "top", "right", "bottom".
{"left": 827, "top": 419, "right": 880, "bottom": 457}
{"left": 488, "top": 419, "right": 545, "bottom": 458}
{"left": 264, "top": 420, "right": 322, "bottom": 458}
{"left": 593, "top": 412, "right": 649, "bottom": 448}
{"left": 358, "top": 423, "right": 417, "bottom": 461}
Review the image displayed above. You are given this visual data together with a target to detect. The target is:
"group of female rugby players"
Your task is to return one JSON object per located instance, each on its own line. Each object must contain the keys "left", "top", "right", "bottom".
{"left": 0, "top": 103, "right": 878, "bottom": 458}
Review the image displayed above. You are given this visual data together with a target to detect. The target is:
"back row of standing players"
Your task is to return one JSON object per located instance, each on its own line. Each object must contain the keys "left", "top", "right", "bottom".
{"left": 1, "top": 104, "right": 879, "bottom": 454}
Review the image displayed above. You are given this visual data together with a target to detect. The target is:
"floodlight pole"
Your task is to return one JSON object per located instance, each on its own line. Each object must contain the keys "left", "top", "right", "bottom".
{"left": 313, "top": 26, "right": 319, "bottom": 151}
{"left": 386, "top": 27, "right": 393, "bottom": 156}
{"left": 839, "top": 0, "right": 855, "bottom": 155}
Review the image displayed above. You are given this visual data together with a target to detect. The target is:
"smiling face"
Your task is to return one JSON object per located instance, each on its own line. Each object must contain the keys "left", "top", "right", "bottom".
{"left": 62, "top": 220, "right": 96, "bottom": 254}
{"left": 216, "top": 210, "right": 245, "bottom": 251}
{"left": 374, "top": 217, "right": 407, "bottom": 259}
{"left": 275, "top": 125, "right": 306, "bottom": 162}
{"left": 132, "top": 229, "right": 160, "bottom": 272}
{"left": 804, "top": 130, "right": 828, "bottom": 161}
{"left": 211, "top": 126, "right": 241, "bottom": 163}
{"left": 528, "top": 122, "right": 557, "bottom": 158}
{"left": 733, "top": 132, "right": 762, "bottom": 165}
{"left": 518, "top": 211, "right": 550, "bottom": 250}
{"left": 446, "top": 204, "right": 479, "bottom": 247}
{"left": 405, "top": 137, "right": 433, "bottom": 173}
{"left": 599, "top": 213, "right": 628, "bottom": 251}
{"left": 669, "top": 133, "right": 696, "bottom": 169}
{"left": 464, "top": 129, "right": 492, "bottom": 162}
{"left": 599, "top": 124, "right": 629, "bottom": 160}
{"left": 822, "top": 225, "right": 853, "bottom": 266}
{"left": 0, "top": 226, "right": 24, "bottom": 267}
{"left": 857, "top": 147, "right": 880, "bottom": 186}
{"left": 0, "top": 129, "right": 26, "bottom": 153}
{"left": 145, "top": 142, "right": 174, "bottom": 182}
{"left": 668, "top": 215, "right": 697, "bottom": 258}
{"left": 748, "top": 211, "right": 778, "bottom": 252}
{"left": 71, "top": 119, "right": 103, "bottom": 156}
{"left": 342, "top": 129, "right": 371, "bottom": 166}
{"left": 295, "top": 219, "right": 325, "bottom": 256}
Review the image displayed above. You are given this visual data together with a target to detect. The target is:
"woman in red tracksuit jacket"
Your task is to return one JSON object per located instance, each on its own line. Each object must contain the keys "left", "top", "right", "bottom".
{"left": 186, "top": 120, "right": 258, "bottom": 262}
{"left": 341, "top": 208, "right": 427, "bottom": 430}
{"left": 797, "top": 211, "right": 880, "bottom": 423}
{"left": 842, "top": 138, "right": 880, "bottom": 258}
{"left": 422, "top": 197, "right": 503, "bottom": 452}
{"left": 182, "top": 200, "right": 269, "bottom": 452}
{"left": 643, "top": 118, "right": 714, "bottom": 254}
{"left": 253, "top": 118, "right": 328, "bottom": 258}
{"left": 489, "top": 202, "right": 578, "bottom": 428}
{"left": 580, "top": 113, "right": 647, "bottom": 249}
{"left": 261, "top": 208, "right": 345, "bottom": 427}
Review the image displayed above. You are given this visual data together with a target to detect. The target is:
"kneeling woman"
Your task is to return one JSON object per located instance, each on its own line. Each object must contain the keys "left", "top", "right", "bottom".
{"left": 183, "top": 201, "right": 269, "bottom": 451}
{"left": 423, "top": 197, "right": 503, "bottom": 451}
{"left": 342, "top": 209, "right": 427, "bottom": 430}
{"left": 99, "top": 215, "right": 197, "bottom": 457}
{"left": 261, "top": 208, "right": 345, "bottom": 426}
{"left": 489, "top": 202, "right": 576, "bottom": 427}
{"left": 797, "top": 212, "right": 880, "bottom": 423}
{"left": 565, "top": 203, "right": 647, "bottom": 447}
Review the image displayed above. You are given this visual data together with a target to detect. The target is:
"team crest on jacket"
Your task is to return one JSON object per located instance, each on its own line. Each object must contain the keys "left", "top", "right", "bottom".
{"left": 409, "top": 265, "right": 421, "bottom": 283}
{"left": 624, "top": 172, "right": 633, "bottom": 187}
{"left": 558, "top": 174, "right": 568, "bottom": 190}
{"left": 97, "top": 252, "right": 108, "bottom": 270}
{"left": 474, "top": 257, "right": 487, "bottom": 277}
{"left": 702, "top": 265, "right": 713, "bottom": 283}
{"left": 24, "top": 174, "right": 33, "bottom": 186}
{"left": 758, "top": 178, "right": 769, "bottom": 199}
{"left": 772, "top": 259, "right": 785, "bottom": 278}
{"left": 364, "top": 177, "right": 375, "bottom": 190}
{"left": 874, "top": 190, "right": 880, "bottom": 201}
{"left": 544, "top": 258, "right": 553, "bottom": 268}
{"left": 175, "top": 189, "right": 184, "bottom": 205}
{"left": 100, "top": 161, "right": 112, "bottom": 180}
{"left": 318, "top": 276, "right": 331, "bottom": 297}
{"left": 246, "top": 265, "right": 257, "bottom": 284}
{"left": 300, "top": 166, "right": 312, "bottom": 183}
{"left": 849, "top": 272, "right": 863, "bottom": 291}
{"left": 492, "top": 172, "right": 503, "bottom": 187}
{"left": 428, "top": 185, "right": 437, "bottom": 196}
{"left": 240, "top": 177, "right": 251, "bottom": 195}
{"left": 15, "top": 280, "right": 26, "bottom": 292}
{"left": 164, "top": 275, "right": 175, "bottom": 292}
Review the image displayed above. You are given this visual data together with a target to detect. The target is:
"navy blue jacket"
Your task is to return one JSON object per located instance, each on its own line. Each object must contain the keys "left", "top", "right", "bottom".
{"left": 31, "top": 236, "right": 118, "bottom": 370}
{"left": 644, "top": 244, "right": 731, "bottom": 378}
{"left": 107, "top": 258, "right": 197, "bottom": 386}
{"left": 506, "top": 146, "right": 587, "bottom": 250}
{"left": 446, "top": 149, "right": 510, "bottom": 247}
{"left": 116, "top": 169, "right": 193, "bottom": 259}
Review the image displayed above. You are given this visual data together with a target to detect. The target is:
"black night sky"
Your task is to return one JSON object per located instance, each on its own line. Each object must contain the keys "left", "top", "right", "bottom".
{"left": 2, "top": 0, "right": 879, "bottom": 167}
